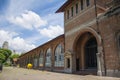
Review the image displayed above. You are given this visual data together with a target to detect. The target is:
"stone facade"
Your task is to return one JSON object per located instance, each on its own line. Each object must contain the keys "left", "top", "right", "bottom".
{"left": 19, "top": 0, "right": 120, "bottom": 77}
{"left": 19, "top": 35, "right": 65, "bottom": 72}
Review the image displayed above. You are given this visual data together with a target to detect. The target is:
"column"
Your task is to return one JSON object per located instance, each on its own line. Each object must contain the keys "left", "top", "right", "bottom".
{"left": 97, "top": 46, "right": 105, "bottom": 76}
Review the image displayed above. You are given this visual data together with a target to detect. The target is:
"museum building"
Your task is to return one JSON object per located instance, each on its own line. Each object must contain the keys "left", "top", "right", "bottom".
{"left": 19, "top": 0, "right": 120, "bottom": 77}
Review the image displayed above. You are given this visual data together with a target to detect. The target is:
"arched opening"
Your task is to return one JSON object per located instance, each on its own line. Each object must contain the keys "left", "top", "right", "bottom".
{"left": 54, "top": 44, "right": 64, "bottom": 67}
{"left": 45, "top": 48, "right": 52, "bottom": 67}
{"left": 33, "top": 55, "right": 38, "bottom": 68}
{"left": 75, "top": 32, "right": 98, "bottom": 74}
{"left": 84, "top": 37, "right": 97, "bottom": 69}
{"left": 39, "top": 51, "right": 44, "bottom": 67}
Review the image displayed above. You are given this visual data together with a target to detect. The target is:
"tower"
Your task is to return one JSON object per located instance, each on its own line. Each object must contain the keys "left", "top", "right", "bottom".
{"left": 2, "top": 41, "right": 9, "bottom": 49}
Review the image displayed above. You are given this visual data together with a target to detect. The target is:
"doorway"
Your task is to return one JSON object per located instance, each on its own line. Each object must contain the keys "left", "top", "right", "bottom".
{"left": 85, "top": 37, "right": 97, "bottom": 69}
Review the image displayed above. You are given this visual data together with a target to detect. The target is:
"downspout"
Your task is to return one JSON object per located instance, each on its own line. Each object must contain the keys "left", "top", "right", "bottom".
{"left": 94, "top": 0, "right": 107, "bottom": 76}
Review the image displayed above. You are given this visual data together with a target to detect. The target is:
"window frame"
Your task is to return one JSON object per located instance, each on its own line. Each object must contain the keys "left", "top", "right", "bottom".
{"left": 67, "top": 10, "right": 69, "bottom": 19}
{"left": 86, "top": 0, "right": 90, "bottom": 7}
{"left": 80, "top": 0, "right": 84, "bottom": 10}
{"left": 71, "top": 7, "right": 74, "bottom": 17}
{"left": 76, "top": 3, "right": 78, "bottom": 14}
{"left": 117, "top": 32, "right": 120, "bottom": 51}
{"left": 45, "top": 48, "right": 52, "bottom": 67}
{"left": 39, "top": 51, "right": 44, "bottom": 66}
{"left": 54, "top": 44, "right": 64, "bottom": 67}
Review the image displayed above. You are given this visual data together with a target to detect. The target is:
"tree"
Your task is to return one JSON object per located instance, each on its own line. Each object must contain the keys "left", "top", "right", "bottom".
{"left": 10, "top": 54, "right": 20, "bottom": 65}
{"left": 10, "top": 54, "right": 20, "bottom": 59}
{"left": 0, "top": 53, "right": 5, "bottom": 63}
{"left": 0, "top": 49, "right": 12, "bottom": 63}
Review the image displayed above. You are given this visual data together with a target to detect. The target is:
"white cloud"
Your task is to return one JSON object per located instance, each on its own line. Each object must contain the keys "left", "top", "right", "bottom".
{"left": 8, "top": 10, "right": 47, "bottom": 30}
{"left": 39, "top": 25, "right": 64, "bottom": 38}
{"left": 10, "top": 37, "right": 35, "bottom": 52}
{"left": 44, "top": 13, "right": 64, "bottom": 27}
{"left": 0, "top": 30, "right": 36, "bottom": 53}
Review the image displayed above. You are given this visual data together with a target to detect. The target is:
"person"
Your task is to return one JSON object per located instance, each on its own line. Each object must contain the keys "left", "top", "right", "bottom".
{"left": 0, "top": 63, "right": 3, "bottom": 72}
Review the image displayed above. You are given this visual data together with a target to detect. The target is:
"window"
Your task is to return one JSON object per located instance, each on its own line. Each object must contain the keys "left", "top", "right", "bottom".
{"left": 34, "top": 58, "right": 38, "bottom": 67}
{"left": 86, "top": 0, "right": 90, "bottom": 7}
{"left": 28, "top": 57, "right": 30, "bottom": 63}
{"left": 117, "top": 33, "right": 120, "bottom": 66}
{"left": 67, "top": 58, "right": 70, "bottom": 68}
{"left": 76, "top": 3, "right": 78, "bottom": 14}
{"left": 54, "top": 44, "right": 64, "bottom": 67}
{"left": 71, "top": 7, "right": 74, "bottom": 17}
{"left": 34, "top": 55, "right": 38, "bottom": 67}
{"left": 67, "top": 10, "right": 69, "bottom": 19}
{"left": 45, "top": 48, "right": 51, "bottom": 67}
{"left": 80, "top": 0, "right": 83, "bottom": 10}
{"left": 39, "top": 51, "right": 44, "bottom": 66}
{"left": 119, "top": 36, "right": 120, "bottom": 48}
{"left": 117, "top": 33, "right": 120, "bottom": 50}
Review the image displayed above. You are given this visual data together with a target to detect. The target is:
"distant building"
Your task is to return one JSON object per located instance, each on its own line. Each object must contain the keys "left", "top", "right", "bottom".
{"left": 2, "top": 41, "right": 11, "bottom": 65}
{"left": 2, "top": 41, "right": 9, "bottom": 49}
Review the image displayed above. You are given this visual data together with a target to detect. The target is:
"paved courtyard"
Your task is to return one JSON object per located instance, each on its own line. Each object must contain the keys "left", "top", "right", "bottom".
{"left": 0, "top": 67, "right": 120, "bottom": 80}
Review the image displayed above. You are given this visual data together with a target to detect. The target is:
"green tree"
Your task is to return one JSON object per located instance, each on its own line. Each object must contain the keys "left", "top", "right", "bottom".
{"left": 10, "top": 54, "right": 20, "bottom": 59}
{"left": 10, "top": 54, "right": 20, "bottom": 64}
{"left": 0, "top": 49, "right": 12, "bottom": 63}
{"left": 0, "top": 53, "right": 5, "bottom": 63}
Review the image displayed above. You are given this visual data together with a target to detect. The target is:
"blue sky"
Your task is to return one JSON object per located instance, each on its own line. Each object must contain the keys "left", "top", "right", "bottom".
{"left": 0, "top": 0, "right": 66, "bottom": 53}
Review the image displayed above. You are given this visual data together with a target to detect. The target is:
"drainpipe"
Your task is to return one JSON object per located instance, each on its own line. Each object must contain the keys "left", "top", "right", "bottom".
{"left": 94, "top": 0, "right": 107, "bottom": 76}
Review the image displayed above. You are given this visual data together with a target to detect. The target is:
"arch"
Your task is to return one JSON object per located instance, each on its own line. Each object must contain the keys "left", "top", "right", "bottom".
{"left": 39, "top": 50, "right": 44, "bottom": 67}
{"left": 84, "top": 37, "right": 97, "bottom": 69}
{"left": 45, "top": 48, "right": 52, "bottom": 67}
{"left": 73, "top": 27, "right": 102, "bottom": 50}
{"left": 72, "top": 27, "right": 104, "bottom": 75}
{"left": 33, "top": 54, "right": 38, "bottom": 68}
{"left": 54, "top": 44, "right": 64, "bottom": 67}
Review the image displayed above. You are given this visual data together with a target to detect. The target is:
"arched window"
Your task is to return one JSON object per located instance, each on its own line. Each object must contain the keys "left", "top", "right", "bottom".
{"left": 34, "top": 55, "right": 38, "bottom": 68}
{"left": 39, "top": 51, "right": 44, "bottom": 67}
{"left": 45, "top": 48, "right": 51, "bottom": 67}
{"left": 54, "top": 44, "right": 64, "bottom": 67}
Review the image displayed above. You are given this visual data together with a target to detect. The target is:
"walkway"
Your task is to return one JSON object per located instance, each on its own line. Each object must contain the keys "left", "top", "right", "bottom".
{"left": 0, "top": 67, "right": 120, "bottom": 80}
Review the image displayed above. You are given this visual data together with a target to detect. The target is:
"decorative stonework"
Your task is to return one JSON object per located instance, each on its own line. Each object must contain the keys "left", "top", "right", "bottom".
{"left": 64, "top": 51, "right": 73, "bottom": 73}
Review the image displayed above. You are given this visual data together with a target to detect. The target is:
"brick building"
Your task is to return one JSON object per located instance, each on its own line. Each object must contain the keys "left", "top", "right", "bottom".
{"left": 19, "top": 0, "right": 120, "bottom": 77}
